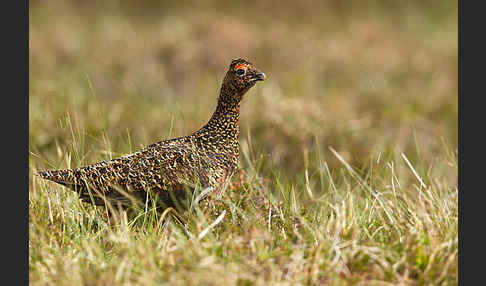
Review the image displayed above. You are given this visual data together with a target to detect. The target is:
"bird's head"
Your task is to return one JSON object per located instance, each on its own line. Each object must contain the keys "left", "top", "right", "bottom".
{"left": 220, "top": 58, "right": 265, "bottom": 104}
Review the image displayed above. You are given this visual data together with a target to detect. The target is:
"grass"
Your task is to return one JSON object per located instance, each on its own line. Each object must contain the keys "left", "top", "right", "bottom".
{"left": 29, "top": 0, "right": 457, "bottom": 285}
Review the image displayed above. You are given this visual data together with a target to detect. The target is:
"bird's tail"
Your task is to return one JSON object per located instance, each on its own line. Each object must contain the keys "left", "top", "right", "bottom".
{"left": 36, "top": 169, "right": 78, "bottom": 184}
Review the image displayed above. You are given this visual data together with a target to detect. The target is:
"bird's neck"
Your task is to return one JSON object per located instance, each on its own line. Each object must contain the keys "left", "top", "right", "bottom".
{"left": 194, "top": 87, "right": 242, "bottom": 153}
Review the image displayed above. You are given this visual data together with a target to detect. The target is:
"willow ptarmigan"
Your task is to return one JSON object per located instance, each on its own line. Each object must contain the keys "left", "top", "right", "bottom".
{"left": 37, "top": 58, "right": 265, "bottom": 207}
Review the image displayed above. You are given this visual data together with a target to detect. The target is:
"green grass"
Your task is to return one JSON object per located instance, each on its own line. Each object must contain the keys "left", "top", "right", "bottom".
{"left": 29, "top": 1, "right": 457, "bottom": 285}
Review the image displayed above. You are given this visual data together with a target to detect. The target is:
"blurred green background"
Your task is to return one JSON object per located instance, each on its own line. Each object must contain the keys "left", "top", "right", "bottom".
{"left": 29, "top": 0, "right": 457, "bottom": 183}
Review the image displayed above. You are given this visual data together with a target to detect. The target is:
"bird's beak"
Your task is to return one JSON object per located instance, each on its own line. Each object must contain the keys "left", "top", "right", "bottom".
{"left": 251, "top": 72, "right": 266, "bottom": 82}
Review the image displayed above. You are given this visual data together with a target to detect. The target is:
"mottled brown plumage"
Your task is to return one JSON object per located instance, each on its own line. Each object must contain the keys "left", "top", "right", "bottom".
{"left": 37, "top": 58, "right": 265, "bottom": 207}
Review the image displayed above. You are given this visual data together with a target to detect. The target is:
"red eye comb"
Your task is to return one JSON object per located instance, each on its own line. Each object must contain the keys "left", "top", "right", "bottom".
{"left": 234, "top": 64, "right": 248, "bottom": 71}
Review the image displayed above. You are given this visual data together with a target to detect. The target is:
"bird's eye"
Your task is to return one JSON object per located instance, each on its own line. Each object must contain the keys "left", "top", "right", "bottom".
{"left": 234, "top": 63, "right": 248, "bottom": 76}
{"left": 235, "top": 68, "right": 246, "bottom": 76}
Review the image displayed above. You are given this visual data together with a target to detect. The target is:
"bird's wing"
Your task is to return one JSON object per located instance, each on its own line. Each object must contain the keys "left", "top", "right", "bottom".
{"left": 37, "top": 141, "right": 211, "bottom": 197}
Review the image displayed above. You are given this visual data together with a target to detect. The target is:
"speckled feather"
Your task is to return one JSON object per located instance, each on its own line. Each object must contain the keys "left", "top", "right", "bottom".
{"left": 37, "top": 58, "right": 265, "bottom": 207}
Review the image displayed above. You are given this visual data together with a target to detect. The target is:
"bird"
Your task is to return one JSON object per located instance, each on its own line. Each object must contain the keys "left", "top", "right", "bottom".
{"left": 36, "top": 58, "right": 266, "bottom": 208}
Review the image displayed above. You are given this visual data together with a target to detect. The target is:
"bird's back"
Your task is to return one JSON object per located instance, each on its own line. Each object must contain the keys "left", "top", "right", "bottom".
{"left": 37, "top": 136, "right": 220, "bottom": 206}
